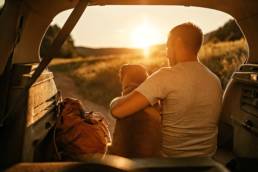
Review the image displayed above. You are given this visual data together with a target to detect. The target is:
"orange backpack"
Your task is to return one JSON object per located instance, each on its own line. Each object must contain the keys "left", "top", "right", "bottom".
{"left": 54, "top": 98, "right": 111, "bottom": 160}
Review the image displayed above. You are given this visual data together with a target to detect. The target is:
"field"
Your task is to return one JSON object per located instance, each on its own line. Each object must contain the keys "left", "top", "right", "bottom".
{"left": 49, "top": 39, "right": 248, "bottom": 108}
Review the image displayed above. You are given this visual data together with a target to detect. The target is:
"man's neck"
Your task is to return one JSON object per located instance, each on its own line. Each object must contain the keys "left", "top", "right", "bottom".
{"left": 176, "top": 52, "right": 198, "bottom": 63}
{"left": 171, "top": 58, "right": 198, "bottom": 66}
{"left": 179, "top": 58, "right": 198, "bottom": 63}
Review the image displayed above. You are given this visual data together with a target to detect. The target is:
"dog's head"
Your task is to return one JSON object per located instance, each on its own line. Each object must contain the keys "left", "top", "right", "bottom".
{"left": 119, "top": 64, "right": 149, "bottom": 95}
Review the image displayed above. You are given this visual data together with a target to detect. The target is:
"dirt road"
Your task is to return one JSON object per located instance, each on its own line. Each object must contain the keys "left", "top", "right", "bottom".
{"left": 53, "top": 72, "right": 115, "bottom": 134}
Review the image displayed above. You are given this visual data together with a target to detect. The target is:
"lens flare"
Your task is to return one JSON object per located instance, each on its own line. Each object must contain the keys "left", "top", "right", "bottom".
{"left": 131, "top": 21, "right": 161, "bottom": 57}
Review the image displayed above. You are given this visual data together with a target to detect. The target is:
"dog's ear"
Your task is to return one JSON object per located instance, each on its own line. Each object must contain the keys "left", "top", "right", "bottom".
{"left": 119, "top": 65, "right": 128, "bottom": 83}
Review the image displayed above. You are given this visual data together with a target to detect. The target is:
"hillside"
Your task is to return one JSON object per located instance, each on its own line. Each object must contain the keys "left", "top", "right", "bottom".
{"left": 42, "top": 19, "right": 243, "bottom": 58}
{"left": 76, "top": 46, "right": 142, "bottom": 57}
{"left": 75, "top": 19, "right": 244, "bottom": 58}
{"left": 204, "top": 19, "right": 243, "bottom": 43}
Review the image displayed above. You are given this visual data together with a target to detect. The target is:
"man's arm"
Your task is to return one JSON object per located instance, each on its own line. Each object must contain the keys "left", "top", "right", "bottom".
{"left": 110, "top": 91, "right": 150, "bottom": 119}
{"left": 111, "top": 67, "right": 169, "bottom": 119}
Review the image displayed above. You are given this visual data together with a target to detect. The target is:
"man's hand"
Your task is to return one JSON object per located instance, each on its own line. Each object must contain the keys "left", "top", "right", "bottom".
{"left": 110, "top": 91, "right": 150, "bottom": 119}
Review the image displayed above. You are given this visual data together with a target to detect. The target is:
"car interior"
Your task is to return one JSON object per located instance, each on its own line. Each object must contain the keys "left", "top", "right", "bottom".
{"left": 0, "top": 0, "right": 258, "bottom": 172}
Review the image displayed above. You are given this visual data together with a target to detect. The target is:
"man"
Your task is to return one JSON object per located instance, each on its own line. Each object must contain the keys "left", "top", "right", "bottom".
{"left": 110, "top": 22, "right": 222, "bottom": 157}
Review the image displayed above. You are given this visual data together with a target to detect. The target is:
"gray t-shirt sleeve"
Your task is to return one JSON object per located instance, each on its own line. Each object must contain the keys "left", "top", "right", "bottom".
{"left": 135, "top": 68, "right": 169, "bottom": 105}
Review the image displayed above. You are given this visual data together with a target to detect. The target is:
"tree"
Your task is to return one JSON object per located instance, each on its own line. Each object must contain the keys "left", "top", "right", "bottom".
{"left": 40, "top": 24, "right": 76, "bottom": 58}
{"left": 204, "top": 19, "right": 243, "bottom": 44}
{"left": 0, "top": 6, "right": 3, "bottom": 15}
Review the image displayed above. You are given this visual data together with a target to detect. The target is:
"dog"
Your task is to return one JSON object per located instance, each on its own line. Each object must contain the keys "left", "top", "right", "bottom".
{"left": 109, "top": 64, "right": 161, "bottom": 158}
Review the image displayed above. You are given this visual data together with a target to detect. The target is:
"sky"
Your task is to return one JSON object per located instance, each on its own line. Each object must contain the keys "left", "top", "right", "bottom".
{"left": 52, "top": 6, "right": 232, "bottom": 48}
{"left": 0, "top": 0, "right": 232, "bottom": 48}
{"left": 0, "top": 0, "right": 3, "bottom": 8}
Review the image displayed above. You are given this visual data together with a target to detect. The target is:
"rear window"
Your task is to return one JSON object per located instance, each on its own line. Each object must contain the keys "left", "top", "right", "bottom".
{"left": 48, "top": 6, "right": 248, "bottom": 108}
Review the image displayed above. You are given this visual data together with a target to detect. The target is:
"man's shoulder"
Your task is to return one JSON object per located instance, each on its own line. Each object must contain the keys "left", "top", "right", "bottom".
{"left": 148, "top": 67, "right": 181, "bottom": 81}
{"left": 155, "top": 67, "right": 176, "bottom": 74}
{"left": 157, "top": 67, "right": 171, "bottom": 72}
{"left": 197, "top": 63, "right": 222, "bottom": 90}
{"left": 149, "top": 67, "right": 172, "bottom": 78}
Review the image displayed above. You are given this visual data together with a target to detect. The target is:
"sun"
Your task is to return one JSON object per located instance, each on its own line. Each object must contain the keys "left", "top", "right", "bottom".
{"left": 131, "top": 21, "right": 161, "bottom": 56}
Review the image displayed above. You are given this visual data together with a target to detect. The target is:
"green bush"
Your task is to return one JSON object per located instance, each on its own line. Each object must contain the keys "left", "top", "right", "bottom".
{"left": 40, "top": 24, "right": 77, "bottom": 58}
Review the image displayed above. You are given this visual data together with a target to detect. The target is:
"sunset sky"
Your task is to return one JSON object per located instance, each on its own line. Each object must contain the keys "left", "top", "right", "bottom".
{"left": 53, "top": 5, "right": 232, "bottom": 48}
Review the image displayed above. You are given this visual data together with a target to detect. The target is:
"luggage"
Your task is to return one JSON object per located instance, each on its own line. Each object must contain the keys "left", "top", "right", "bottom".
{"left": 54, "top": 98, "right": 111, "bottom": 160}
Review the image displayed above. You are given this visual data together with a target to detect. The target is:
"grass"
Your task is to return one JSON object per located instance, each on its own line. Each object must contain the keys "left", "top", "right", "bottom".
{"left": 49, "top": 39, "right": 248, "bottom": 108}
{"left": 200, "top": 39, "right": 248, "bottom": 88}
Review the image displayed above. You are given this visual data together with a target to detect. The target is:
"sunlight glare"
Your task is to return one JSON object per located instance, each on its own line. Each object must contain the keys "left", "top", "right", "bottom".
{"left": 143, "top": 47, "right": 150, "bottom": 57}
{"left": 131, "top": 21, "right": 161, "bottom": 57}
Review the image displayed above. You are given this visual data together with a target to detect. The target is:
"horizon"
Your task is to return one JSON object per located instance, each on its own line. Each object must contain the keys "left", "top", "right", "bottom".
{"left": 53, "top": 5, "right": 232, "bottom": 48}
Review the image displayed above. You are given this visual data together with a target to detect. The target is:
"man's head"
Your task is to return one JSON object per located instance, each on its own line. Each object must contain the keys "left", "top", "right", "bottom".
{"left": 167, "top": 22, "right": 203, "bottom": 66}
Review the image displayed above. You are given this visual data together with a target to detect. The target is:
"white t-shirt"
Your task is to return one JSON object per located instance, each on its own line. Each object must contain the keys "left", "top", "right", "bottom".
{"left": 135, "top": 61, "right": 222, "bottom": 157}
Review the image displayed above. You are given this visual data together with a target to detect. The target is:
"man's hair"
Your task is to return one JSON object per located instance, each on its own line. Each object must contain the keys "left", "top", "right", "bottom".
{"left": 168, "top": 22, "right": 203, "bottom": 54}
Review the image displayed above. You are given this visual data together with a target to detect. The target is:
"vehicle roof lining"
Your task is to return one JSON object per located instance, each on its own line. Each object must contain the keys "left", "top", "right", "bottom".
{"left": 88, "top": 0, "right": 258, "bottom": 20}
{"left": 89, "top": 0, "right": 204, "bottom": 5}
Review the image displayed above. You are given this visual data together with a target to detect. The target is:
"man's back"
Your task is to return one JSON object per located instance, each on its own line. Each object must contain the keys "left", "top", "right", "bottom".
{"left": 136, "top": 61, "right": 222, "bottom": 157}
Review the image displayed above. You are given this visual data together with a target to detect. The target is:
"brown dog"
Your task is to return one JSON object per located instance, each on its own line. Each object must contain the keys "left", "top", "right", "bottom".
{"left": 109, "top": 64, "right": 161, "bottom": 158}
